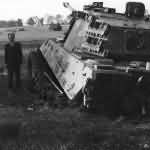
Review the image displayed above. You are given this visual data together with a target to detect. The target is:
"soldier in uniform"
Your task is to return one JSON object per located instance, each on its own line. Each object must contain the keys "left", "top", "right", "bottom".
{"left": 4, "top": 32, "right": 22, "bottom": 92}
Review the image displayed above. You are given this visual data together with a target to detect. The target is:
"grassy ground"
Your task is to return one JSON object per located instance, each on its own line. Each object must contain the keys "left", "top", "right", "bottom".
{"left": 0, "top": 26, "right": 64, "bottom": 49}
{"left": 0, "top": 27, "right": 150, "bottom": 149}
{"left": 0, "top": 81, "right": 150, "bottom": 150}
{"left": 0, "top": 62, "right": 149, "bottom": 149}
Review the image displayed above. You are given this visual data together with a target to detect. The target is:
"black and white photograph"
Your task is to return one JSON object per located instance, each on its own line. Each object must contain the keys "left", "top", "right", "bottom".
{"left": 0, "top": 0, "right": 150, "bottom": 149}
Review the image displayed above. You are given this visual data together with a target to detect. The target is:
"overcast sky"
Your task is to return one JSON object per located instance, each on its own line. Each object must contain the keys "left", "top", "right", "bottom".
{"left": 0, "top": 0, "right": 149, "bottom": 21}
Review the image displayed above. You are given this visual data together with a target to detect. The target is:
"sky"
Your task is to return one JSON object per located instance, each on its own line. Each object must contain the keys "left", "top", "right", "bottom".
{"left": 0, "top": 0, "right": 149, "bottom": 21}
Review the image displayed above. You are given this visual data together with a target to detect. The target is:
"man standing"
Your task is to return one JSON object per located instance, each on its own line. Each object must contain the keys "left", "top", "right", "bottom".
{"left": 4, "top": 32, "right": 22, "bottom": 92}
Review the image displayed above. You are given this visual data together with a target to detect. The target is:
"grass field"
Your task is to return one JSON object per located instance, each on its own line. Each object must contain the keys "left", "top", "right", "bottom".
{"left": 0, "top": 25, "right": 64, "bottom": 72}
{"left": 0, "top": 26, "right": 150, "bottom": 150}
{"left": 0, "top": 26, "right": 64, "bottom": 49}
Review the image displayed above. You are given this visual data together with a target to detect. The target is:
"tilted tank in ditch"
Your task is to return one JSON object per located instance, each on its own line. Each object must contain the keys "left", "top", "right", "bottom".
{"left": 29, "top": 1, "right": 150, "bottom": 116}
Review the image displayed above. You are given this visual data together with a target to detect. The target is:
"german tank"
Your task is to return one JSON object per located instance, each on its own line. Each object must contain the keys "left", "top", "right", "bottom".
{"left": 29, "top": 1, "right": 150, "bottom": 116}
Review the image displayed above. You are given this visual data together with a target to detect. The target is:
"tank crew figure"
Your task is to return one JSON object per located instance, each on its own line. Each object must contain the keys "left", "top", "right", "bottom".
{"left": 4, "top": 32, "right": 22, "bottom": 93}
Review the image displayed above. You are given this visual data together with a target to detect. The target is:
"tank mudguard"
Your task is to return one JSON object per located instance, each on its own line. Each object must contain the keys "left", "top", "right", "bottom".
{"left": 40, "top": 39, "right": 93, "bottom": 100}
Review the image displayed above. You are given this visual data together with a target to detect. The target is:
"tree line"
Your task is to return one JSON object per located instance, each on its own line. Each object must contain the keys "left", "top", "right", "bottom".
{"left": 0, "top": 14, "right": 71, "bottom": 28}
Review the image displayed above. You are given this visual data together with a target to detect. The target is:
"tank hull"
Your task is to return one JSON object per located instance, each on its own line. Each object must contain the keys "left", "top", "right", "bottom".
{"left": 39, "top": 39, "right": 150, "bottom": 115}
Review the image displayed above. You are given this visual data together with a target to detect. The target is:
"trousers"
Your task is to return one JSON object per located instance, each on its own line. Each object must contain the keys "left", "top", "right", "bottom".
{"left": 7, "top": 67, "right": 21, "bottom": 89}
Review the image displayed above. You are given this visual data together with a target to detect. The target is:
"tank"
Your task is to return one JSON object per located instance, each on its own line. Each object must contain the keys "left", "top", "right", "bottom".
{"left": 29, "top": 1, "right": 150, "bottom": 116}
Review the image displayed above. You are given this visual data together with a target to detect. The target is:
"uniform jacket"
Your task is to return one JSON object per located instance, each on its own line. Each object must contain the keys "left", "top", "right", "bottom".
{"left": 4, "top": 42, "right": 22, "bottom": 69}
